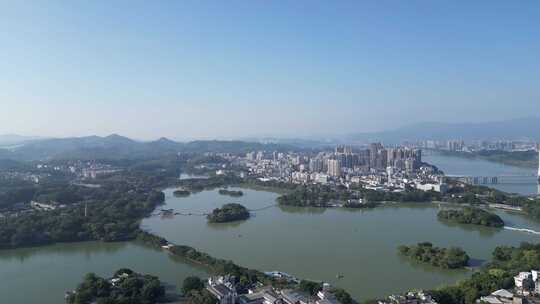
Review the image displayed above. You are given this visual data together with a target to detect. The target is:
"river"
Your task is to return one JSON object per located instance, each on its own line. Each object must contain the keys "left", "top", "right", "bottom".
{"left": 424, "top": 153, "right": 539, "bottom": 195}
{"left": 2, "top": 155, "right": 540, "bottom": 303}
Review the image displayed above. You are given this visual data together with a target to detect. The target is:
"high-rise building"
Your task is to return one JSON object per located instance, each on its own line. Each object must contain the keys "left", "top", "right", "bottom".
{"left": 327, "top": 159, "right": 341, "bottom": 177}
{"left": 369, "top": 143, "right": 384, "bottom": 169}
{"left": 309, "top": 158, "right": 324, "bottom": 173}
{"left": 537, "top": 144, "right": 540, "bottom": 183}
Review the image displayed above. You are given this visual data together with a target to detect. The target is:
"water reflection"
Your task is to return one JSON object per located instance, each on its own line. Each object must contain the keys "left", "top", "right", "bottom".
{"left": 437, "top": 220, "right": 499, "bottom": 238}
{"left": 207, "top": 220, "right": 248, "bottom": 230}
{"left": 0, "top": 241, "right": 128, "bottom": 262}
{"left": 277, "top": 205, "right": 327, "bottom": 214}
{"left": 396, "top": 254, "right": 472, "bottom": 275}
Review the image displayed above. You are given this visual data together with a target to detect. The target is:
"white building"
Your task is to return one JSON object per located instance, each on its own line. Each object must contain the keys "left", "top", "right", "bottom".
{"left": 479, "top": 289, "right": 515, "bottom": 304}
{"left": 207, "top": 276, "right": 237, "bottom": 304}
{"left": 515, "top": 272, "right": 532, "bottom": 289}
{"left": 415, "top": 182, "right": 448, "bottom": 193}
{"left": 30, "top": 201, "right": 57, "bottom": 211}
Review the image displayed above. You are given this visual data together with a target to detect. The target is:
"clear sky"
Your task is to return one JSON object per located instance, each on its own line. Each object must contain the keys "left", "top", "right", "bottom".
{"left": 1, "top": 1, "right": 539, "bottom": 140}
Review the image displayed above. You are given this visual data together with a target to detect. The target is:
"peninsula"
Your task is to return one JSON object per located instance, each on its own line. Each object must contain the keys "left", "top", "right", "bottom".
{"left": 437, "top": 207, "right": 505, "bottom": 228}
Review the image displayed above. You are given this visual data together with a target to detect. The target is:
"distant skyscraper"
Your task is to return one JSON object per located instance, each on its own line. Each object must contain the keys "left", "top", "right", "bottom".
{"left": 369, "top": 143, "right": 384, "bottom": 169}
{"left": 327, "top": 159, "right": 341, "bottom": 177}
{"left": 537, "top": 144, "right": 540, "bottom": 183}
{"left": 309, "top": 158, "right": 323, "bottom": 172}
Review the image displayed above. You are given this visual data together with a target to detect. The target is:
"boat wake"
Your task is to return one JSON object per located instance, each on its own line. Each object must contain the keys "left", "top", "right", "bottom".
{"left": 504, "top": 226, "right": 540, "bottom": 235}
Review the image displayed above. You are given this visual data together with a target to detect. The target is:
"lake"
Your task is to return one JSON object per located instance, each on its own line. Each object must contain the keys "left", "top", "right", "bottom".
{"left": 2, "top": 155, "right": 540, "bottom": 303}
{"left": 0, "top": 241, "right": 209, "bottom": 304}
{"left": 141, "top": 186, "right": 540, "bottom": 301}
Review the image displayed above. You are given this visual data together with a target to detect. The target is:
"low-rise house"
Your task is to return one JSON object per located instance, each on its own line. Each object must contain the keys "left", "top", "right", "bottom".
{"left": 281, "top": 289, "right": 309, "bottom": 304}
{"left": 479, "top": 289, "right": 516, "bottom": 304}
{"left": 241, "top": 286, "right": 284, "bottom": 304}
{"left": 30, "top": 201, "right": 57, "bottom": 211}
{"left": 316, "top": 291, "right": 341, "bottom": 304}
{"left": 379, "top": 291, "right": 437, "bottom": 304}
{"left": 207, "top": 276, "right": 238, "bottom": 304}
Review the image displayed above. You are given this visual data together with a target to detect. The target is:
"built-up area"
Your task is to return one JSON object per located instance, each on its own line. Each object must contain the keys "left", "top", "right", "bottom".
{"left": 244, "top": 144, "right": 447, "bottom": 194}
{"left": 207, "top": 275, "right": 438, "bottom": 304}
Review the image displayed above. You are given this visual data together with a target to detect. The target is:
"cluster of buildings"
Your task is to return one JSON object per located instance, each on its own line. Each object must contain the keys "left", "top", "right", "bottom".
{"left": 417, "top": 139, "right": 538, "bottom": 153}
{"left": 377, "top": 291, "right": 437, "bottom": 304}
{"left": 30, "top": 200, "right": 65, "bottom": 211}
{"left": 244, "top": 144, "right": 447, "bottom": 193}
{"left": 0, "top": 170, "right": 44, "bottom": 184}
{"left": 34, "top": 161, "right": 123, "bottom": 180}
{"left": 479, "top": 270, "right": 540, "bottom": 304}
{"left": 308, "top": 144, "right": 423, "bottom": 177}
{"left": 206, "top": 276, "right": 342, "bottom": 304}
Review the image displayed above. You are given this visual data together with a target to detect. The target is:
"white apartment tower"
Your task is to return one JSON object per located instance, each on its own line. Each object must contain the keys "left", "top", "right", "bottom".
{"left": 537, "top": 143, "right": 540, "bottom": 183}
{"left": 538, "top": 144, "right": 540, "bottom": 182}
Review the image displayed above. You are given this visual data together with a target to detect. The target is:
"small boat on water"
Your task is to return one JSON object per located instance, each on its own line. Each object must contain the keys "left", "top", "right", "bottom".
{"left": 336, "top": 274, "right": 344, "bottom": 279}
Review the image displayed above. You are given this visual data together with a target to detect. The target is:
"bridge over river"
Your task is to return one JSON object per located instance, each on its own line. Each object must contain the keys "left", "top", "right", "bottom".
{"left": 448, "top": 174, "right": 539, "bottom": 185}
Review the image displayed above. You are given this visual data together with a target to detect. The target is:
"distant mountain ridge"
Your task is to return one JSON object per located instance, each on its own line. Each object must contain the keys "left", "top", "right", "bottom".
{"left": 0, "top": 135, "right": 295, "bottom": 161}
{"left": 347, "top": 117, "right": 540, "bottom": 143}
{"left": 0, "top": 134, "right": 46, "bottom": 147}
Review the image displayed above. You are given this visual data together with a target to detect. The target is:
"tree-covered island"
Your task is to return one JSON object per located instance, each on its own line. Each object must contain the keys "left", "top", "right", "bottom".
{"left": 207, "top": 203, "right": 250, "bottom": 223}
{"left": 437, "top": 207, "right": 505, "bottom": 228}
{"left": 218, "top": 189, "right": 244, "bottom": 197}
{"left": 398, "top": 242, "right": 470, "bottom": 269}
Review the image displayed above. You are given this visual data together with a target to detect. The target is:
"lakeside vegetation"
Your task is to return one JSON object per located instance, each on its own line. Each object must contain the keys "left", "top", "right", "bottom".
{"left": 0, "top": 186, "right": 165, "bottom": 249}
{"left": 437, "top": 207, "right": 505, "bottom": 228}
{"left": 218, "top": 189, "right": 243, "bottom": 197}
{"left": 398, "top": 242, "right": 470, "bottom": 269}
{"left": 431, "top": 242, "right": 540, "bottom": 304}
{"left": 207, "top": 203, "right": 250, "bottom": 223}
{"left": 66, "top": 269, "right": 165, "bottom": 304}
{"left": 276, "top": 184, "right": 441, "bottom": 208}
{"left": 342, "top": 201, "right": 380, "bottom": 209}
{"left": 182, "top": 276, "right": 217, "bottom": 304}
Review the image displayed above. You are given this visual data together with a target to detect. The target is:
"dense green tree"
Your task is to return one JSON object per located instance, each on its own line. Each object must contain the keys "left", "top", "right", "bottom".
{"left": 398, "top": 242, "right": 469, "bottom": 269}
{"left": 182, "top": 276, "right": 205, "bottom": 295}
{"left": 207, "top": 203, "right": 250, "bottom": 223}
{"left": 437, "top": 207, "right": 504, "bottom": 227}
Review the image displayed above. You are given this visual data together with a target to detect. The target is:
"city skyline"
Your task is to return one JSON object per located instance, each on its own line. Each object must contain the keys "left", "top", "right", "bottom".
{"left": 1, "top": 1, "right": 539, "bottom": 139}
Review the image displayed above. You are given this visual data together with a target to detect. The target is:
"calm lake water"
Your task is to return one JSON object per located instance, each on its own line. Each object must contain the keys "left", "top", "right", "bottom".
{"left": 0, "top": 241, "right": 209, "bottom": 304}
{"left": 2, "top": 155, "right": 540, "bottom": 303}
{"left": 141, "top": 187, "right": 540, "bottom": 301}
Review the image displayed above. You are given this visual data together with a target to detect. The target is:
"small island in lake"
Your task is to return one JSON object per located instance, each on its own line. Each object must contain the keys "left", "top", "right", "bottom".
{"left": 207, "top": 203, "right": 250, "bottom": 223}
{"left": 398, "top": 242, "right": 470, "bottom": 269}
{"left": 173, "top": 189, "right": 191, "bottom": 197}
{"left": 437, "top": 207, "right": 504, "bottom": 227}
{"left": 218, "top": 189, "right": 244, "bottom": 197}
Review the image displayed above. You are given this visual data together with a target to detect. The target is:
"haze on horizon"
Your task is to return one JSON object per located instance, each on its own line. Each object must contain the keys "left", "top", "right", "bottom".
{"left": 1, "top": 1, "right": 539, "bottom": 140}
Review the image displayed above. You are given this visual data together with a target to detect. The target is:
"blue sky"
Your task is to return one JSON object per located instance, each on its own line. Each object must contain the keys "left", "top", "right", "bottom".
{"left": 1, "top": 1, "right": 539, "bottom": 140}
